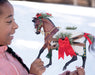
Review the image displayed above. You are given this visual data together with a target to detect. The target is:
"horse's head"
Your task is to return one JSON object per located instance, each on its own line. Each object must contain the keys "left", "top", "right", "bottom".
{"left": 32, "top": 17, "right": 43, "bottom": 34}
{"left": 32, "top": 13, "right": 52, "bottom": 35}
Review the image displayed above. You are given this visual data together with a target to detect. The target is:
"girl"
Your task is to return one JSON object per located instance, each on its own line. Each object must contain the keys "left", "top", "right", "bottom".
{"left": 0, "top": 0, "right": 45, "bottom": 75}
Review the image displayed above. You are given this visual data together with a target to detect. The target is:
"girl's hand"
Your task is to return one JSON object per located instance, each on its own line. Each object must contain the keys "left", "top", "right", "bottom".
{"left": 59, "top": 66, "right": 85, "bottom": 75}
{"left": 76, "top": 66, "right": 85, "bottom": 75}
{"left": 30, "top": 58, "right": 46, "bottom": 75}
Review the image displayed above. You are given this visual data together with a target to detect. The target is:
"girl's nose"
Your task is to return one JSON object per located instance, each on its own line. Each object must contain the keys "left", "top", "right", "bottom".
{"left": 13, "top": 21, "right": 19, "bottom": 29}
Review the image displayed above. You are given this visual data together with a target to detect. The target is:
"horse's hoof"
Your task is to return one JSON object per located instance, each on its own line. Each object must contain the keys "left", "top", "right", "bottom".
{"left": 63, "top": 66, "right": 67, "bottom": 70}
{"left": 45, "top": 64, "right": 50, "bottom": 68}
{"left": 45, "top": 65, "right": 49, "bottom": 68}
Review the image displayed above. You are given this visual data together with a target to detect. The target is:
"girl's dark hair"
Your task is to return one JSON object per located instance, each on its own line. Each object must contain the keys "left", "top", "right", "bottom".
{"left": 0, "top": 0, "right": 8, "bottom": 4}
{"left": 6, "top": 47, "right": 30, "bottom": 73}
{"left": 0, "top": 0, "right": 8, "bottom": 15}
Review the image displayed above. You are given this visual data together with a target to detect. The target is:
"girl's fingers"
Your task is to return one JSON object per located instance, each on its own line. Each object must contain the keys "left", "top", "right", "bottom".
{"left": 76, "top": 66, "right": 85, "bottom": 75}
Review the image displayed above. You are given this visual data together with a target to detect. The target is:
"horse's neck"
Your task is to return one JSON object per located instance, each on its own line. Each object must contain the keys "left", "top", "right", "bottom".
{"left": 43, "top": 25, "right": 55, "bottom": 35}
{"left": 43, "top": 24, "right": 59, "bottom": 41}
{"left": 43, "top": 18, "right": 56, "bottom": 35}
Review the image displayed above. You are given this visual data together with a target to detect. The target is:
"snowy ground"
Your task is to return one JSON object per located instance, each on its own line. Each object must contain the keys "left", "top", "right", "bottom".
{"left": 9, "top": 1, "right": 95, "bottom": 75}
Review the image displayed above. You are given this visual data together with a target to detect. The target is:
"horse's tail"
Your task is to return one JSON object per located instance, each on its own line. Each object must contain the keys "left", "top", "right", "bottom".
{"left": 88, "top": 37, "right": 95, "bottom": 52}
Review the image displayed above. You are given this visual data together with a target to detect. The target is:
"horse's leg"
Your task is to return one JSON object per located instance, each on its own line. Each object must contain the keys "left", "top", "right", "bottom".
{"left": 63, "top": 55, "right": 77, "bottom": 70}
{"left": 82, "top": 56, "right": 86, "bottom": 68}
{"left": 82, "top": 44, "right": 86, "bottom": 68}
{"left": 37, "top": 43, "right": 47, "bottom": 58}
{"left": 45, "top": 49, "right": 52, "bottom": 67}
{"left": 45, "top": 41, "right": 53, "bottom": 67}
{"left": 45, "top": 38, "right": 59, "bottom": 67}
{"left": 45, "top": 40, "right": 59, "bottom": 67}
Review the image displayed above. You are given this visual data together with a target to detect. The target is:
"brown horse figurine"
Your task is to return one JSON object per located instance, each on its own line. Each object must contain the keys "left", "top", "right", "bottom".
{"left": 32, "top": 13, "right": 94, "bottom": 70}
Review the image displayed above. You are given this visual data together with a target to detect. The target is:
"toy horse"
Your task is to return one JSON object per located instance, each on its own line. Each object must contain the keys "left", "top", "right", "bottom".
{"left": 32, "top": 13, "right": 95, "bottom": 70}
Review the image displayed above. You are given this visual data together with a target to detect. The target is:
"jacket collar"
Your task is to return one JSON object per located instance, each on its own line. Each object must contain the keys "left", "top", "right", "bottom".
{"left": 0, "top": 46, "right": 8, "bottom": 54}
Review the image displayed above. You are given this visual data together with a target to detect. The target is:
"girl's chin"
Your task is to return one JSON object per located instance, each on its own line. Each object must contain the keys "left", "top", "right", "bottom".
{"left": 7, "top": 41, "right": 12, "bottom": 45}
{"left": 7, "top": 37, "right": 14, "bottom": 45}
{"left": 5, "top": 40, "right": 12, "bottom": 45}
{"left": 0, "top": 39, "right": 13, "bottom": 46}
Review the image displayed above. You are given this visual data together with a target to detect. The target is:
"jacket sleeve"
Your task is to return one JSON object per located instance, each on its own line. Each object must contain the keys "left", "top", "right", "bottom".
{"left": 0, "top": 71, "right": 5, "bottom": 75}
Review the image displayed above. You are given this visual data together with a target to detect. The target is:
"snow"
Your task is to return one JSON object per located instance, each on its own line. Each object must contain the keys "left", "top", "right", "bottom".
{"left": 9, "top": 1, "right": 95, "bottom": 75}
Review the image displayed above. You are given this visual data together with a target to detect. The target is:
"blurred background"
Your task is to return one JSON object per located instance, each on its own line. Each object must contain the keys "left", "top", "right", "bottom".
{"left": 10, "top": 0, "right": 95, "bottom": 7}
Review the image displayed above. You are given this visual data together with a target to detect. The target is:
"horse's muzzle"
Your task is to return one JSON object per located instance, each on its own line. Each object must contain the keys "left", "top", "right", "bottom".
{"left": 36, "top": 31, "right": 40, "bottom": 34}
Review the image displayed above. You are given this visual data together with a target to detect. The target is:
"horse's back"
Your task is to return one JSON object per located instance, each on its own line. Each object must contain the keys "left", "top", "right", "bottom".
{"left": 53, "top": 29, "right": 85, "bottom": 56}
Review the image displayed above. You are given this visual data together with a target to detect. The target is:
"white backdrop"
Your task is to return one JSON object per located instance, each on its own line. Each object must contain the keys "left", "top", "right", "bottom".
{"left": 9, "top": 1, "right": 95, "bottom": 75}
